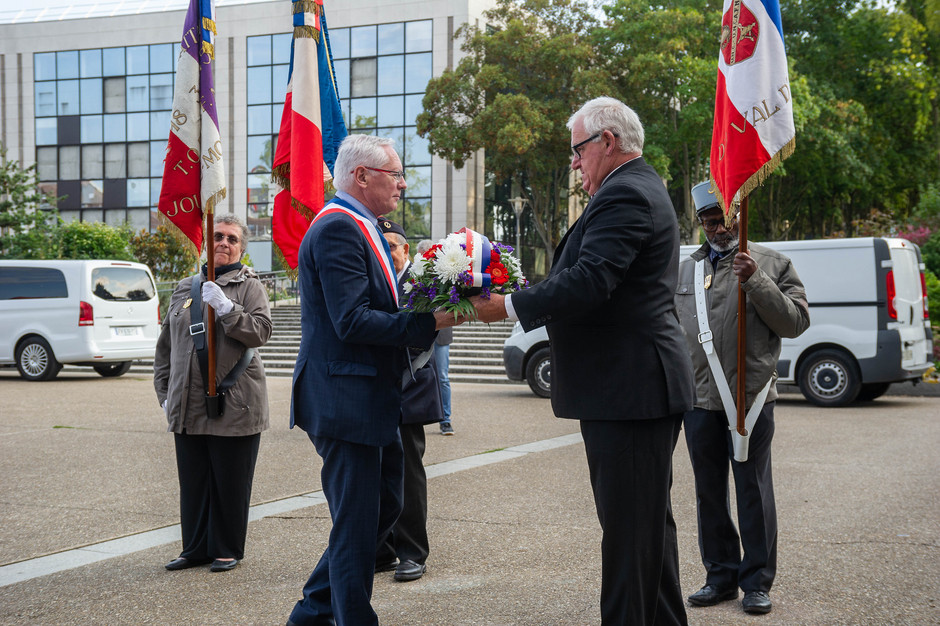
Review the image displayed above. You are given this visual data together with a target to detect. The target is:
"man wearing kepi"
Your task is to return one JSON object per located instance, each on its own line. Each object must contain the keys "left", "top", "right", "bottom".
{"left": 286, "top": 135, "right": 461, "bottom": 626}
{"left": 676, "top": 181, "right": 809, "bottom": 615}
{"left": 471, "top": 96, "right": 695, "bottom": 625}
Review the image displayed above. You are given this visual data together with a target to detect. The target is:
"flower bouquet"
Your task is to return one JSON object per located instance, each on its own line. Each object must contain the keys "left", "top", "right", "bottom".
{"left": 404, "top": 227, "right": 528, "bottom": 319}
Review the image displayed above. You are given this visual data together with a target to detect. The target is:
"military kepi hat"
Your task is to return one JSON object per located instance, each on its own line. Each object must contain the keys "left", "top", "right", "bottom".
{"left": 376, "top": 216, "right": 405, "bottom": 238}
{"left": 691, "top": 181, "right": 721, "bottom": 215}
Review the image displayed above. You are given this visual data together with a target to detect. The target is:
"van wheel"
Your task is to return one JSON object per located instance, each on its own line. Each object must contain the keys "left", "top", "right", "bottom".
{"left": 525, "top": 347, "right": 552, "bottom": 398}
{"left": 857, "top": 382, "right": 891, "bottom": 402}
{"left": 798, "top": 349, "right": 861, "bottom": 407}
{"left": 93, "top": 362, "right": 132, "bottom": 377}
{"left": 16, "top": 337, "right": 61, "bottom": 381}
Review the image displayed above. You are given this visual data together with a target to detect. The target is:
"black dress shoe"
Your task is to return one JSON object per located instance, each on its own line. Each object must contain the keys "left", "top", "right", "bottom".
{"left": 742, "top": 590, "right": 772, "bottom": 614}
{"left": 209, "top": 558, "right": 239, "bottom": 572}
{"left": 375, "top": 559, "right": 398, "bottom": 573}
{"left": 165, "top": 557, "right": 211, "bottom": 571}
{"left": 393, "top": 559, "right": 426, "bottom": 582}
{"left": 688, "top": 584, "right": 739, "bottom": 606}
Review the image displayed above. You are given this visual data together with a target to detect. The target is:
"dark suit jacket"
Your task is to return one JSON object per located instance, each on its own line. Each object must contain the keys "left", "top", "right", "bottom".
{"left": 398, "top": 263, "right": 444, "bottom": 426}
{"left": 511, "top": 157, "right": 694, "bottom": 421}
{"left": 290, "top": 210, "right": 437, "bottom": 446}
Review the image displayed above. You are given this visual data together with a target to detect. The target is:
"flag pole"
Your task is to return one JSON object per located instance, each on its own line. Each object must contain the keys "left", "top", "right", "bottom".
{"left": 736, "top": 195, "right": 748, "bottom": 436}
{"left": 205, "top": 210, "right": 216, "bottom": 397}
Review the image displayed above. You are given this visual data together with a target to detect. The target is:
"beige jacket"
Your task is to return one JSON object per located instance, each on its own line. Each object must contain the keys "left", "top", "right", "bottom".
{"left": 675, "top": 242, "right": 810, "bottom": 410}
{"left": 154, "top": 265, "right": 272, "bottom": 436}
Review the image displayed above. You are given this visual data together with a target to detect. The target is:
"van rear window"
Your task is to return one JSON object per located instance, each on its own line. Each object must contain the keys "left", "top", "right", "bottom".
{"left": 0, "top": 267, "right": 68, "bottom": 300}
{"left": 91, "top": 267, "right": 156, "bottom": 301}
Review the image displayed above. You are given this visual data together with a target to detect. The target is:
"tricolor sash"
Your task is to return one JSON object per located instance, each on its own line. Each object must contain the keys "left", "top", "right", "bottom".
{"left": 312, "top": 201, "right": 398, "bottom": 306}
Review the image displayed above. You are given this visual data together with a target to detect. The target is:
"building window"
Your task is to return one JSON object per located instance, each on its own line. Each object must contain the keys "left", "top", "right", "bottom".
{"left": 327, "top": 19, "right": 434, "bottom": 239}
{"left": 34, "top": 43, "right": 175, "bottom": 229}
{"left": 244, "top": 33, "right": 291, "bottom": 238}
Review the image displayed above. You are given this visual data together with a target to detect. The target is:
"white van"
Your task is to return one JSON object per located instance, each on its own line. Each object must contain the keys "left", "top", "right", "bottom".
{"left": 503, "top": 237, "right": 933, "bottom": 406}
{"left": 0, "top": 260, "right": 160, "bottom": 381}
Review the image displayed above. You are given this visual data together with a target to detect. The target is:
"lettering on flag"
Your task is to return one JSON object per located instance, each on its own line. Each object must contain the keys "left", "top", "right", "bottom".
{"left": 710, "top": 0, "right": 795, "bottom": 215}
{"left": 158, "top": 0, "right": 227, "bottom": 254}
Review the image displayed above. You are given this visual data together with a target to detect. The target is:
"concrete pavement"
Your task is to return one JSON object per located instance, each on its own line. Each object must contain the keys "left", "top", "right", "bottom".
{"left": 0, "top": 371, "right": 937, "bottom": 624}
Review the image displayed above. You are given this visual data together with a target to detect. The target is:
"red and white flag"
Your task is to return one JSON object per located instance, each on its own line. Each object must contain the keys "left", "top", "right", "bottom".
{"left": 710, "top": 0, "right": 795, "bottom": 214}
{"left": 157, "top": 0, "right": 226, "bottom": 254}
{"left": 271, "top": 0, "right": 347, "bottom": 270}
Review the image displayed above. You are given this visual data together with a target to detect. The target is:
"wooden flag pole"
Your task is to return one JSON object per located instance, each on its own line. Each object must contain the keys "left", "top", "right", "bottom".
{"left": 736, "top": 196, "right": 749, "bottom": 436}
{"left": 206, "top": 210, "right": 217, "bottom": 397}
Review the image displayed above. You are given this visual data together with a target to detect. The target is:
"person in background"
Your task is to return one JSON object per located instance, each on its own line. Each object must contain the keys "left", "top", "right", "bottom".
{"left": 677, "top": 181, "right": 809, "bottom": 615}
{"left": 375, "top": 219, "right": 444, "bottom": 582}
{"left": 154, "top": 213, "right": 272, "bottom": 574}
{"left": 416, "top": 238, "right": 455, "bottom": 436}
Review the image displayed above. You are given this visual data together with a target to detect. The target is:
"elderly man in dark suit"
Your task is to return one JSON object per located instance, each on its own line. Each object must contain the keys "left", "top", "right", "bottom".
{"left": 472, "top": 96, "right": 695, "bottom": 625}
{"left": 286, "top": 135, "right": 459, "bottom": 626}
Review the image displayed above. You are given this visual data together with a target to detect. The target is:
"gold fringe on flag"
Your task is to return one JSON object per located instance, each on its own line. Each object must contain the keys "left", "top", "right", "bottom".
{"left": 203, "top": 187, "right": 227, "bottom": 217}
{"left": 202, "top": 41, "right": 215, "bottom": 60}
{"left": 158, "top": 211, "right": 203, "bottom": 258}
{"left": 202, "top": 16, "right": 217, "bottom": 35}
{"left": 292, "top": 0, "right": 322, "bottom": 42}
{"left": 712, "top": 136, "right": 796, "bottom": 222}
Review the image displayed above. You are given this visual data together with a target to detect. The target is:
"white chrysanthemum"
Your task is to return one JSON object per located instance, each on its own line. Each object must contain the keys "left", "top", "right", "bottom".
{"left": 403, "top": 281, "right": 413, "bottom": 294}
{"left": 410, "top": 256, "right": 429, "bottom": 278}
{"left": 434, "top": 243, "right": 471, "bottom": 284}
{"left": 502, "top": 252, "right": 522, "bottom": 275}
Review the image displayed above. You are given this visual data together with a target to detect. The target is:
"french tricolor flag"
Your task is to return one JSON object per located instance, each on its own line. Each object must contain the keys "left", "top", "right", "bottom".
{"left": 710, "top": 0, "right": 795, "bottom": 213}
{"left": 271, "top": 0, "right": 347, "bottom": 270}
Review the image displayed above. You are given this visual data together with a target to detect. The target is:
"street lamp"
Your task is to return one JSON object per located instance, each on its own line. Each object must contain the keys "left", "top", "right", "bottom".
{"left": 509, "top": 196, "right": 526, "bottom": 256}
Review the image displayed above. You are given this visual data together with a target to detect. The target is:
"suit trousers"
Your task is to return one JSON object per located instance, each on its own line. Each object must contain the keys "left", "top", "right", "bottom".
{"left": 377, "top": 422, "right": 429, "bottom": 565}
{"left": 683, "top": 402, "right": 777, "bottom": 593}
{"left": 580, "top": 415, "right": 687, "bottom": 626}
{"left": 174, "top": 432, "right": 260, "bottom": 561}
{"left": 289, "top": 433, "right": 404, "bottom": 626}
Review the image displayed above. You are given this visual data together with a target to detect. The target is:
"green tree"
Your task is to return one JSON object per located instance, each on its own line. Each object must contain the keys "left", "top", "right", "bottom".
{"left": 0, "top": 144, "right": 60, "bottom": 259}
{"left": 598, "top": 0, "right": 722, "bottom": 241}
{"left": 418, "top": 0, "right": 610, "bottom": 261}
{"left": 129, "top": 224, "right": 199, "bottom": 280}
{"left": 58, "top": 220, "right": 134, "bottom": 260}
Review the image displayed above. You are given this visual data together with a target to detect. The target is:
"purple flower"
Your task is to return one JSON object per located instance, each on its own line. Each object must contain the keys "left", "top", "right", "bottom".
{"left": 449, "top": 286, "right": 460, "bottom": 304}
{"left": 481, "top": 287, "right": 491, "bottom": 300}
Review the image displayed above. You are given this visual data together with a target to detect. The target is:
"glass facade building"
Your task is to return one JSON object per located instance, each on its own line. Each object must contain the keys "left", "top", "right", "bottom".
{"left": 1, "top": 1, "right": 491, "bottom": 270}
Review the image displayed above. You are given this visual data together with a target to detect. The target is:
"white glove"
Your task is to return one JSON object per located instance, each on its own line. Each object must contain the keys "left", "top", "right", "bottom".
{"left": 201, "top": 281, "right": 234, "bottom": 315}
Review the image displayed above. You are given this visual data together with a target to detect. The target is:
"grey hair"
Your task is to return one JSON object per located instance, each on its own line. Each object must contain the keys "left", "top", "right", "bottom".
{"left": 416, "top": 239, "right": 434, "bottom": 255}
{"left": 333, "top": 134, "right": 398, "bottom": 193}
{"left": 386, "top": 232, "right": 407, "bottom": 247}
{"left": 214, "top": 212, "right": 249, "bottom": 257}
{"left": 567, "top": 96, "right": 644, "bottom": 155}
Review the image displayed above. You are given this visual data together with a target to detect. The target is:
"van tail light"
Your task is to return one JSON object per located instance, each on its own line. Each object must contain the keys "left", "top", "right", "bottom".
{"left": 79, "top": 301, "right": 94, "bottom": 326}
{"left": 886, "top": 271, "right": 897, "bottom": 320}
{"left": 921, "top": 272, "right": 930, "bottom": 320}
{"left": 157, "top": 305, "right": 162, "bottom": 325}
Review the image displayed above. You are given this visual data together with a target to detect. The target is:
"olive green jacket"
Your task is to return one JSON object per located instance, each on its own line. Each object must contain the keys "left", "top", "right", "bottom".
{"left": 675, "top": 242, "right": 810, "bottom": 410}
{"left": 154, "top": 265, "right": 272, "bottom": 436}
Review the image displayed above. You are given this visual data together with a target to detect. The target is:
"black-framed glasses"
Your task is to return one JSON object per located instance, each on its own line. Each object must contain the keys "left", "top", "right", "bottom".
{"left": 364, "top": 166, "right": 406, "bottom": 181}
{"left": 700, "top": 217, "right": 735, "bottom": 233}
{"left": 571, "top": 133, "right": 601, "bottom": 160}
{"left": 213, "top": 233, "right": 240, "bottom": 245}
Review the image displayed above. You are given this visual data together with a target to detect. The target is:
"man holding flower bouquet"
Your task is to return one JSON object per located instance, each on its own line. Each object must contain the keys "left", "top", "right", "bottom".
{"left": 287, "top": 135, "right": 462, "bottom": 626}
{"left": 471, "top": 97, "right": 695, "bottom": 625}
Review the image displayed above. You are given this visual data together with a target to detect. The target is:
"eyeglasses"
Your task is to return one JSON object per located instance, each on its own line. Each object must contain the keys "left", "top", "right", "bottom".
{"left": 700, "top": 217, "right": 736, "bottom": 233}
{"left": 571, "top": 134, "right": 600, "bottom": 160}
{"left": 570, "top": 132, "right": 619, "bottom": 160}
{"left": 364, "top": 166, "right": 406, "bottom": 181}
{"left": 214, "top": 233, "right": 240, "bottom": 245}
